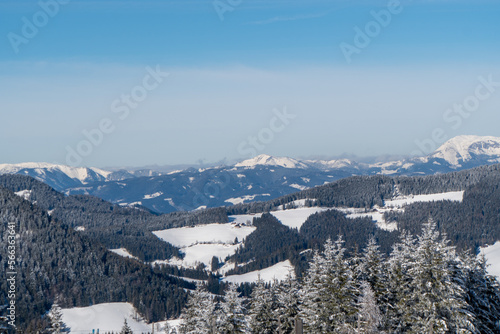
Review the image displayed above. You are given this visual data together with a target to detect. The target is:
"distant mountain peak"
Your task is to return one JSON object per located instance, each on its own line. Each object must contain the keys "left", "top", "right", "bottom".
{"left": 432, "top": 135, "right": 500, "bottom": 166}
{"left": 234, "top": 154, "right": 308, "bottom": 169}
{"left": 0, "top": 162, "right": 112, "bottom": 189}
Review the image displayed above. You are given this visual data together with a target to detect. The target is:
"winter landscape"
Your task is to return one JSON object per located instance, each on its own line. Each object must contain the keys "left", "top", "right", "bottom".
{"left": 1, "top": 0, "right": 500, "bottom": 333}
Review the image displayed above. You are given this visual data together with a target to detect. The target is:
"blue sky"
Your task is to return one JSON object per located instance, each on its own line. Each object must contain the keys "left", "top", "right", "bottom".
{"left": 0, "top": 0, "right": 499, "bottom": 167}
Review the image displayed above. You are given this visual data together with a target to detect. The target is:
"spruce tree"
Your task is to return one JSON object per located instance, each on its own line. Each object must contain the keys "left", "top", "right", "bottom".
{"left": 179, "top": 283, "right": 216, "bottom": 334}
{"left": 218, "top": 283, "right": 248, "bottom": 334}
{"left": 120, "top": 319, "right": 133, "bottom": 334}
{"left": 404, "top": 221, "right": 475, "bottom": 333}
{"left": 300, "top": 237, "right": 358, "bottom": 333}
{"left": 274, "top": 273, "right": 300, "bottom": 334}
{"left": 358, "top": 236, "right": 387, "bottom": 305}
{"left": 462, "top": 254, "right": 500, "bottom": 333}
{"left": 248, "top": 277, "right": 276, "bottom": 333}
{"left": 356, "top": 281, "right": 383, "bottom": 334}
{"left": 47, "top": 302, "right": 66, "bottom": 334}
{"left": 299, "top": 249, "right": 327, "bottom": 333}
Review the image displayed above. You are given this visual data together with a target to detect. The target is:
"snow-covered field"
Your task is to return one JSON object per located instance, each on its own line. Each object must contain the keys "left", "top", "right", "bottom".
{"left": 336, "top": 191, "right": 465, "bottom": 231}
{"left": 480, "top": 242, "right": 500, "bottom": 279}
{"left": 153, "top": 222, "right": 256, "bottom": 268}
{"left": 222, "top": 260, "right": 295, "bottom": 284}
{"left": 178, "top": 243, "right": 241, "bottom": 267}
{"left": 229, "top": 213, "right": 262, "bottom": 225}
{"left": 224, "top": 194, "right": 271, "bottom": 205}
{"left": 61, "top": 302, "right": 152, "bottom": 333}
{"left": 271, "top": 207, "right": 329, "bottom": 229}
{"left": 109, "top": 248, "right": 138, "bottom": 260}
{"left": 153, "top": 223, "right": 256, "bottom": 247}
{"left": 384, "top": 191, "right": 464, "bottom": 208}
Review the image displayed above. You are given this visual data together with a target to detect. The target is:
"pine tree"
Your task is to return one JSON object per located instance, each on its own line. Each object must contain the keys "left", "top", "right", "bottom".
{"left": 120, "top": 319, "right": 133, "bottom": 334}
{"left": 274, "top": 273, "right": 300, "bottom": 334}
{"left": 248, "top": 277, "right": 276, "bottom": 333}
{"left": 358, "top": 236, "right": 387, "bottom": 305}
{"left": 179, "top": 283, "right": 216, "bottom": 334}
{"left": 47, "top": 302, "right": 66, "bottom": 334}
{"left": 300, "top": 237, "right": 358, "bottom": 333}
{"left": 218, "top": 283, "right": 248, "bottom": 334}
{"left": 462, "top": 253, "right": 500, "bottom": 333}
{"left": 386, "top": 230, "right": 416, "bottom": 332}
{"left": 356, "top": 281, "right": 383, "bottom": 334}
{"left": 299, "top": 249, "right": 327, "bottom": 333}
{"left": 403, "top": 221, "right": 475, "bottom": 333}
{"left": 322, "top": 237, "right": 358, "bottom": 333}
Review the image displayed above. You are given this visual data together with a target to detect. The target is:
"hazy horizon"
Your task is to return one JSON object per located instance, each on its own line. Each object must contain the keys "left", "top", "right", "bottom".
{"left": 1, "top": 0, "right": 499, "bottom": 167}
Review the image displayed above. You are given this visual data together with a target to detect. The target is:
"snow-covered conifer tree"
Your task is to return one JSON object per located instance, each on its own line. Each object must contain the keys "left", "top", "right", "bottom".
{"left": 403, "top": 221, "right": 475, "bottom": 333}
{"left": 218, "top": 283, "right": 248, "bottom": 334}
{"left": 462, "top": 253, "right": 500, "bottom": 333}
{"left": 356, "top": 281, "right": 383, "bottom": 334}
{"left": 178, "top": 283, "right": 216, "bottom": 334}
{"left": 358, "top": 236, "right": 386, "bottom": 304}
{"left": 47, "top": 301, "right": 66, "bottom": 334}
{"left": 120, "top": 319, "right": 133, "bottom": 334}
{"left": 274, "top": 273, "right": 301, "bottom": 334}
{"left": 248, "top": 277, "right": 276, "bottom": 333}
{"left": 299, "top": 249, "right": 327, "bottom": 332}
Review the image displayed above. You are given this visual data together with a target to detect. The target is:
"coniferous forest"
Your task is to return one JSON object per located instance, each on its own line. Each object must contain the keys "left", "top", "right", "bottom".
{"left": 178, "top": 222, "right": 500, "bottom": 334}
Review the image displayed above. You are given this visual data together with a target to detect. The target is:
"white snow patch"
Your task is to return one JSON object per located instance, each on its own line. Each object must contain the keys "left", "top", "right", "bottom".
{"left": 225, "top": 194, "right": 271, "bottom": 205}
{"left": 61, "top": 302, "right": 151, "bottom": 333}
{"left": 181, "top": 243, "right": 240, "bottom": 267}
{"left": 109, "top": 248, "right": 138, "bottom": 260}
{"left": 289, "top": 183, "right": 308, "bottom": 191}
{"left": 222, "top": 260, "right": 295, "bottom": 284}
{"left": 480, "top": 242, "right": 500, "bottom": 279}
{"left": 153, "top": 223, "right": 255, "bottom": 248}
{"left": 229, "top": 214, "right": 262, "bottom": 225}
{"left": 271, "top": 207, "right": 329, "bottom": 229}
{"left": 237, "top": 174, "right": 246, "bottom": 178}
{"left": 74, "top": 226, "right": 85, "bottom": 232}
{"left": 143, "top": 191, "right": 163, "bottom": 199}
{"left": 164, "top": 198, "right": 175, "bottom": 206}
{"left": 385, "top": 191, "right": 464, "bottom": 208}
{"left": 14, "top": 189, "right": 32, "bottom": 200}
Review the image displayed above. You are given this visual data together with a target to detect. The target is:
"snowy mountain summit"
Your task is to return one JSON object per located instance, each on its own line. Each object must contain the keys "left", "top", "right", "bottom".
{"left": 0, "top": 162, "right": 111, "bottom": 185}
{"left": 431, "top": 135, "right": 500, "bottom": 166}
{"left": 235, "top": 154, "right": 308, "bottom": 169}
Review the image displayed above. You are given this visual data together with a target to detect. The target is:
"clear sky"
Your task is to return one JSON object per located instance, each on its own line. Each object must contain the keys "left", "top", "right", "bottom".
{"left": 0, "top": 0, "right": 499, "bottom": 167}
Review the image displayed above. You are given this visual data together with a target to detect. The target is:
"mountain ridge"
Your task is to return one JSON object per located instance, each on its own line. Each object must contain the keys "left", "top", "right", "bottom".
{"left": 3, "top": 135, "right": 500, "bottom": 213}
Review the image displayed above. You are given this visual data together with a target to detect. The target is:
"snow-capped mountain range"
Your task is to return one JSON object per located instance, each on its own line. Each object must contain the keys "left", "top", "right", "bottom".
{"left": 2, "top": 135, "right": 500, "bottom": 213}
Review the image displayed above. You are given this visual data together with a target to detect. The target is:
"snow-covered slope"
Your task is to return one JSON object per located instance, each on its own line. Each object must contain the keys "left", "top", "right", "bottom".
{"left": 0, "top": 162, "right": 114, "bottom": 191}
{"left": 222, "top": 260, "right": 295, "bottom": 283}
{"left": 480, "top": 242, "right": 500, "bottom": 279}
{"left": 153, "top": 223, "right": 256, "bottom": 248}
{"left": 235, "top": 154, "right": 308, "bottom": 169}
{"left": 109, "top": 248, "right": 139, "bottom": 260}
{"left": 152, "top": 222, "right": 256, "bottom": 268}
{"left": 61, "top": 302, "right": 151, "bottom": 333}
{"left": 0, "top": 162, "right": 111, "bottom": 182}
{"left": 271, "top": 207, "right": 329, "bottom": 229}
{"left": 431, "top": 135, "right": 500, "bottom": 166}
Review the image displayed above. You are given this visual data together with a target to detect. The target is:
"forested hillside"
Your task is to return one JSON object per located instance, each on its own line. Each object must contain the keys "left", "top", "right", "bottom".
{"left": 0, "top": 185, "right": 190, "bottom": 332}
{"left": 0, "top": 175, "right": 227, "bottom": 261}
